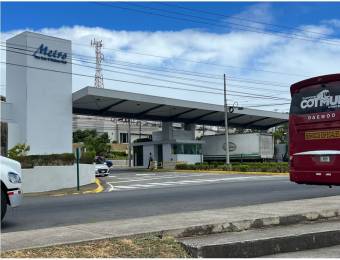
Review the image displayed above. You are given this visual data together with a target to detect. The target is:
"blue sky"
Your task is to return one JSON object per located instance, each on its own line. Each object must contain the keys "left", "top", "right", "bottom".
{"left": 2, "top": 2, "right": 340, "bottom": 35}
{"left": 2, "top": 2, "right": 340, "bottom": 112}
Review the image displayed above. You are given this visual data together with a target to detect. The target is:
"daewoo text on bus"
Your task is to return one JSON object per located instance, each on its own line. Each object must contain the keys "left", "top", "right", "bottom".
{"left": 289, "top": 73, "right": 340, "bottom": 186}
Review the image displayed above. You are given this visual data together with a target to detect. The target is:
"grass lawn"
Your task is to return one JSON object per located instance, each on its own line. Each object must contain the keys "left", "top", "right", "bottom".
{"left": 1, "top": 235, "right": 190, "bottom": 258}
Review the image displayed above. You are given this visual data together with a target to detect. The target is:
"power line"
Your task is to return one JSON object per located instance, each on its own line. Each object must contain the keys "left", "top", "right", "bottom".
{"left": 3, "top": 56, "right": 291, "bottom": 108}
{"left": 94, "top": 2, "right": 340, "bottom": 47}
{"left": 2, "top": 58, "right": 292, "bottom": 111}
{"left": 1, "top": 46, "right": 283, "bottom": 98}
{"left": 2, "top": 46, "right": 291, "bottom": 99}
{"left": 130, "top": 2, "right": 339, "bottom": 45}
{"left": 5, "top": 27, "right": 320, "bottom": 79}
{"left": 2, "top": 40, "right": 296, "bottom": 86}
{"left": 3, "top": 59, "right": 291, "bottom": 102}
{"left": 159, "top": 2, "right": 337, "bottom": 39}
{"left": 245, "top": 102, "right": 290, "bottom": 107}
{"left": 3, "top": 41, "right": 291, "bottom": 90}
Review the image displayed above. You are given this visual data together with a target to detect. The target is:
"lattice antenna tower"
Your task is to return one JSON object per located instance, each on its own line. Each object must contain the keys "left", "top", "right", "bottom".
{"left": 91, "top": 39, "right": 104, "bottom": 88}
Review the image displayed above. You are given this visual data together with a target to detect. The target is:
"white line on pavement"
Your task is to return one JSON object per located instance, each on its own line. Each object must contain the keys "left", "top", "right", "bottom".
{"left": 130, "top": 184, "right": 157, "bottom": 188}
{"left": 113, "top": 185, "right": 140, "bottom": 189}
{"left": 107, "top": 182, "right": 114, "bottom": 192}
{"left": 108, "top": 174, "right": 212, "bottom": 183}
{"left": 106, "top": 175, "right": 287, "bottom": 191}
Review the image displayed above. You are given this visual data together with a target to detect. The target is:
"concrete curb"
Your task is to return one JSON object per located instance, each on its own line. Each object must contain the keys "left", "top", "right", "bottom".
{"left": 186, "top": 229, "right": 340, "bottom": 258}
{"left": 49, "top": 178, "right": 104, "bottom": 196}
{"left": 161, "top": 209, "right": 340, "bottom": 238}
{"left": 83, "top": 178, "right": 104, "bottom": 194}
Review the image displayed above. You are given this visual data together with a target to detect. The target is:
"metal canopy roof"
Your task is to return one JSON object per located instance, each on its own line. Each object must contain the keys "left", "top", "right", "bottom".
{"left": 72, "top": 87, "right": 288, "bottom": 130}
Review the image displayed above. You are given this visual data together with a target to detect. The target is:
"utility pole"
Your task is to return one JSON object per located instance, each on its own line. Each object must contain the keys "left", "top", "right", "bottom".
{"left": 128, "top": 119, "right": 132, "bottom": 167}
{"left": 91, "top": 39, "right": 104, "bottom": 88}
{"left": 224, "top": 74, "right": 230, "bottom": 165}
{"left": 139, "top": 121, "right": 142, "bottom": 139}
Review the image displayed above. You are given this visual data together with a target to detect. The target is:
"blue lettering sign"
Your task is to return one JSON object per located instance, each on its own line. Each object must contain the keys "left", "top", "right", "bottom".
{"left": 33, "top": 44, "right": 68, "bottom": 64}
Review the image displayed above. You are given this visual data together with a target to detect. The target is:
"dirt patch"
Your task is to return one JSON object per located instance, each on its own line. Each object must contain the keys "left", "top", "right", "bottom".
{"left": 1, "top": 235, "right": 190, "bottom": 258}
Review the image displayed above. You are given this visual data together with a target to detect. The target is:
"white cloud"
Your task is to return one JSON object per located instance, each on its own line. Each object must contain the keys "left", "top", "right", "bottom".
{"left": 1, "top": 21, "right": 340, "bottom": 112}
{"left": 225, "top": 3, "right": 274, "bottom": 31}
{"left": 322, "top": 19, "right": 340, "bottom": 28}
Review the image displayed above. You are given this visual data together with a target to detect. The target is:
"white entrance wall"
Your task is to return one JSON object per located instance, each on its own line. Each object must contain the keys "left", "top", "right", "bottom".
{"left": 22, "top": 164, "right": 95, "bottom": 193}
{"left": 6, "top": 31, "right": 72, "bottom": 154}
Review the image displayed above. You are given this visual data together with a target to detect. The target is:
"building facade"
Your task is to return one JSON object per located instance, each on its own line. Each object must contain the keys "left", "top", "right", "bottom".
{"left": 6, "top": 31, "right": 72, "bottom": 154}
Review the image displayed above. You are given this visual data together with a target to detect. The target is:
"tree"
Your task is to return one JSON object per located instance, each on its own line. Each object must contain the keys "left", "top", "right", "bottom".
{"left": 83, "top": 133, "right": 111, "bottom": 157}
{"left": 73, "top": 129, "right": 97, "bottom": 143}
{"left": 73, "top": 130, "right": 111, "bottom": 157}
{"left": 273, "top": 124, "right": 288, "bottom": 144}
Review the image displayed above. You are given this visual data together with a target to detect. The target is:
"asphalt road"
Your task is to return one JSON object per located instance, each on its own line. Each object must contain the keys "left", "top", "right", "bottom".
{"left": 2, "top": 171, "right": 340, "bottom": 233}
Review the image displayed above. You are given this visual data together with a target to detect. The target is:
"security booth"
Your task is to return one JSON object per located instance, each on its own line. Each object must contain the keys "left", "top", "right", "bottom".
{"left": 133, "top": 122, "right": 204, "bottom": 168}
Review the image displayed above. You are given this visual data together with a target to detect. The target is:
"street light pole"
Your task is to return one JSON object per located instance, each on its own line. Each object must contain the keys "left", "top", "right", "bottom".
{"left": 224, "top": 74, "right": 230, "bottom": 165}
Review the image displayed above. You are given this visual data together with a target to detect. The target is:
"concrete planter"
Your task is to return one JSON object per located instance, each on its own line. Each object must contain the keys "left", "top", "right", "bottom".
{"left": 22, "top": 164, "right": 95, "bottom": 193}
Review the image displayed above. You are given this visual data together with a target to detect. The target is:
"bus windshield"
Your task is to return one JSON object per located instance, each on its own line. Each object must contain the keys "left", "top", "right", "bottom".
{"left": 290, "top": 81, "right": 340, "bottom": 116}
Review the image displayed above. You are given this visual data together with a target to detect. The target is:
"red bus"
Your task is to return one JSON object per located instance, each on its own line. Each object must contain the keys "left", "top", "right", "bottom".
{"left": 289, "top": 73, "right": 340, "bottom": 186}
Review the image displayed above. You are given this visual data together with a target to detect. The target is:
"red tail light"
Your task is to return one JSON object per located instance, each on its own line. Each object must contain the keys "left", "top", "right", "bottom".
{"left": 289, "top": 156, "right": 294, "bottom": 168}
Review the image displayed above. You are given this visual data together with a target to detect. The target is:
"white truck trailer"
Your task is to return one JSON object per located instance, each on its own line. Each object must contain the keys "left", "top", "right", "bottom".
{"left": 202, "top": 133, "right": 274, "bottom": 161}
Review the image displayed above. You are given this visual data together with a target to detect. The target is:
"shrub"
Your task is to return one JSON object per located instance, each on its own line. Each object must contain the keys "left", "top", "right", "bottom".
{"left": 109, "top": 151, "right": 128, "bottom": 160}
{"left": 79, "top": 151, "right": 96, "bottom": 164}
{"left": 16, "top": 153, "right": 75, "bottom": 168}
{"left": 239, "top": 165, "right": 249, "bottom": 172}
{"left": 176, "top": 164, "right": 190, "bottom": 170}
{"left": 176, "top": 162, "right": 288, "bottom": 172}
{"left": 111, "top": 151, "right": 127, "bottom": 157}
{"left": 8, "top": 143, "right": 30, "bottom": 159}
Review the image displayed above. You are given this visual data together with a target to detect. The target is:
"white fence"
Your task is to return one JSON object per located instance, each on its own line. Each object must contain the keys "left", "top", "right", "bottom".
{"left": 22, "top": 164, "right": 95, "bottom": 193}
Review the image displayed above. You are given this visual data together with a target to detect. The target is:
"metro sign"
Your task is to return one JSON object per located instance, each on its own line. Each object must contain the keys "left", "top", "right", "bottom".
{"left": 33, "top": 44, "right": 68, "bottom": 64}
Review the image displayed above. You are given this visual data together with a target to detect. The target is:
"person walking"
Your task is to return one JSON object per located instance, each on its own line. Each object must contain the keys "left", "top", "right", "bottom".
{"left": 147, "top": 152, "right": 153, "bottom": 169}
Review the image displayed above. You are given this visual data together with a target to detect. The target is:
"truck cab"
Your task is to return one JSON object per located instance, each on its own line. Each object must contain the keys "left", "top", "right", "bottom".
{"left": 1, "top": 156, "right": 23, "bottom": 221}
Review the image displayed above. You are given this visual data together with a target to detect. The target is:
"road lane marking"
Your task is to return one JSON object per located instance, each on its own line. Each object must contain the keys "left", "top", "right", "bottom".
{"left": 113, "top": 185, "right": 140, "bottom": 189}
{"left": 147, "top": 182, "right": 176, "bottom": 186}
{"left": 107, "top": 182, "right": 114, "bottom": 192}
{"left": 130, "top": 184, "right": 157, "bottom": 188}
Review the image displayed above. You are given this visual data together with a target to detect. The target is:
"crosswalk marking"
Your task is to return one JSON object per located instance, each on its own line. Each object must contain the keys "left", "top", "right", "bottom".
{"left": 130, "top": 184, "right": 156, "bottom": 188}
{"left": 108, "top": 174, "right": 211, "bottom": 183}
{"left": 107, "top": 175, "right": 286, "bottom": 192}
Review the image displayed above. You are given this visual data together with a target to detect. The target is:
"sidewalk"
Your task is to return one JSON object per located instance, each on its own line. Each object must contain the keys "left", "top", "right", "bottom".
{"left": 2, "top": 195, "right": 340, "bottom": 251}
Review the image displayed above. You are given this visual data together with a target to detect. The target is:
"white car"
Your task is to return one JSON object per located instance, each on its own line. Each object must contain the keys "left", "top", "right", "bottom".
{"left": 95, "top": 163, "right": 109, "bottom": 177}
{"left": 1, "top": 156, "right": 23, "bottom": 221}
